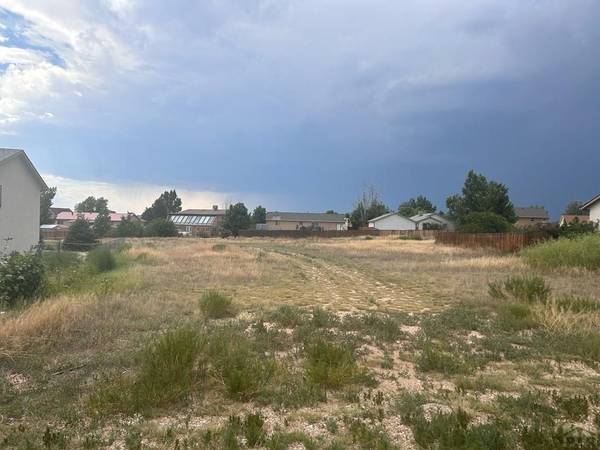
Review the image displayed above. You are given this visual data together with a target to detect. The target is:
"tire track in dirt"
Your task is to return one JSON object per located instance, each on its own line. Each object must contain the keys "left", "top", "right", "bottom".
{"left": 260, "top": 247, "right": 439, "bottom": 313}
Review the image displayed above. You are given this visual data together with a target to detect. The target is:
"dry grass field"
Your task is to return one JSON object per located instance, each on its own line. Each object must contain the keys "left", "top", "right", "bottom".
{"left": 2, "top": 236, "right": 600, "bottom": 449}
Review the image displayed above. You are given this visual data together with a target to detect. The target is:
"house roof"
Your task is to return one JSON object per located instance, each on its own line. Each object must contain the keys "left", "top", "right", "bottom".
{"left": 0, "top": 148, "right": 48, "bottom": 190}
{"left": 368, "top": 212, "right": 415, "bottom": 223}
{"left": 581, "top": 193, "right": 600, "bottom": 210}
{"left": 50, "top": 207, "right": 72, "bottom": 215}
{"left": 515, "top": 207, "right": 549, "bottom": 219}
{"left": 410, "top": 212, "right": 447, "bottom": 223}
{"left": 179, "top": 209, "right": 227, "bottom": 216}
{"left": 266, "top": 211, "right": 346, "bottom": 223}
{"left": 560, "top": 215, "right": 590, "bottom": 225}
{"left": 56, "top": 212, "right": 137, "bottom": 222}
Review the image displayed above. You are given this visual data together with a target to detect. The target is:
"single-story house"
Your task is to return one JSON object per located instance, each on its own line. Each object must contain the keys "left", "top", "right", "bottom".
{"left": 169, "top": 206, "right": 226, "bottom": 236}
{"left": 559, "top": 215, "right": 590, "bottom": 227}
{"left": 56, "top": 211, "right": 141, "bottom": 227}
{"left": 0, "top": 148, "right": 47, "bottom": 253}
{"left": 265, "top": 212, "right": 348, "bottom": 231}
{"left": 368, "top": 212, "right": 415, "bottom": 231}
{"left": 48, "top": 207, "right": 73, "bottom": 223}
{"left": 410, "top": 213, "right": 455, "bottom": 231}
{"left": 581, "top": 194, "right": 600, "bottom": 228}
{"left": 515, "top": 207, "right": 550, "bottom": 228}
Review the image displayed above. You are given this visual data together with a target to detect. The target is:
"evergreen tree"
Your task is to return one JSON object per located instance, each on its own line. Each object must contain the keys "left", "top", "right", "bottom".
{"left": 251, "top": 205, "right": 267, "bottom": 224}
{"left": 63, "top": 217, "right": 97, "bottom": 251}
{"left": 93, "top": 212, "right": 112, "bottom": 238}
{"left": 141, "top": 190, "right": 182, "bottom": 221}
{"left": 221, "top": 203, "right": 250, "bottom": 237}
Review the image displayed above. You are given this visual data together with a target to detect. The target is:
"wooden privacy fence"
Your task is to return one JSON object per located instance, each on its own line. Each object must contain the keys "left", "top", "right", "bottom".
{"left": 233, "top": 229, "right": 440, "bottom": 239}
{"left": 434, "top": 232, "right": 547, "bottom": 252}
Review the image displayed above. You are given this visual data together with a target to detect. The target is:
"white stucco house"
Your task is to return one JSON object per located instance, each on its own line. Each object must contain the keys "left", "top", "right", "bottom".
{"left": 0, "top": 149, "right": 47, "bottom": 254}
{"left": 410, "top": 213, "right": 455, "bottom": 231}
{"left": 581, "top": 193, "right": 600, "bottom": 230}
{"left": 368, "top": 212, "right": 415, "bottom": 231}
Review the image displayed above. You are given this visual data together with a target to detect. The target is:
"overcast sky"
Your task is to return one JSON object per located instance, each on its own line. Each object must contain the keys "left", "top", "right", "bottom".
{"left": 1, "top": 0, "right": 599, "bottom": 216}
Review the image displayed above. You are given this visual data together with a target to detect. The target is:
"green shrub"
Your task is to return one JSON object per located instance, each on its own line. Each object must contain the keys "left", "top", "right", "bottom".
{"left": 144, "top": 218, "right": 179, "bottom": 237}
{"left": 488, "top": 275, "right": 551, "bottom": 303}
{"left": 311, "top": 306, "right": 337, "bottom": 328}
{"left": 90, "top": 326, "right": 205, "bottom": 414}
{"left": 63, "top": 217, "right": 98, "bottom": 251}
{"left": 259, "top": 371, "right": 326, "bottom": 408}
{"left": 243, "top": 413, "right": 266, "bottom": 447}
{"left": 199, "top": 291, "right": 235, "bottom": 319}
{"left": 458, "top": 212, "right": 513, "bottom": 233}
{"left": 496, "top": 302, "right": 538, "bottom": 331}
{"left": 268, "top": 305, "right": 306, "bottom": 328}
{"left": 87, "top": 247, "right": 117, "bottom": 273}
{"left": 0, "top": 252, "right": 45, "bottom": 307}
{"left": 41, "top": 251, "right": 81, "bottom": 272}
{"left": 116, "top": 216, "right": 144, "bottom": 237}
{"left": 417, "top": 343, "right": 465, "bottom": 375}
{"left": 345, "top": 418, "right": 398, "bottom": 449}
{"left": 349, "top": 312, "right": 404, "bottom": 343}
{"left": 523, "top": 234, "right": 600, "bottom": 271}
{"left": 212, "top": 243, "right": 226, "bottom": 251}
{"left": 207, "top": 327, "right": 276, "bottom": 400}
{"left": 133, "top": 327, "right": 204, "bottom": 408}
{"left": 266, "top": 432, "right": 316, "bottom": 450}
{"left": 305, "top": 339, "right": 361, "bottom": 389}
{"left": 551, "top": 391, "right": 589, "bottom": 421}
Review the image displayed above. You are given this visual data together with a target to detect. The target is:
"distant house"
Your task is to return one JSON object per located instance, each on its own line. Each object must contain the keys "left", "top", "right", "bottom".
{"left": 559, "top": 215, "right": 590, "bottom": 227}
{"left": 515, "top": 207, "right": 550, "bottom": 228}
{"left": 0, "top": 149, "right": 48, "bottom": 253}
{"left": 265, "top": 212, "right": 348, "bottom": 231}
{"left": 581, "top": 194, "right": 600, "bottom": 229}
{"left": 56, "top": 211, "right": 141, "bottom": 227}
{"left": 169, "top": 206, "right": 226, "bottom": 236}
{"left": 48, "top": 207, "right": 72, "bottom": 223}
{"left": 410, "top": 213, "right": 455, "bottom": 231}
{"left": 368, "top": 212, "right": 415, "bottom": 231}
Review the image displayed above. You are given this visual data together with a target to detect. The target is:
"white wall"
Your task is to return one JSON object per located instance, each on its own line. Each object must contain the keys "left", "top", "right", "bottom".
{"left": 0, "top": 156, "right": 42, "bottom": 254}
{"left": 590, "top": 203, "right": 600, "bottom": 229}
{"left": 369, "top": 214, "right": 415, "bottom": 231}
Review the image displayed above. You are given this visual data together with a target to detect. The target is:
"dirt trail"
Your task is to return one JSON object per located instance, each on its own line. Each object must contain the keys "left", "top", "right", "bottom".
{"left": 253, "top": 247, "right": 440, "bottom": 313}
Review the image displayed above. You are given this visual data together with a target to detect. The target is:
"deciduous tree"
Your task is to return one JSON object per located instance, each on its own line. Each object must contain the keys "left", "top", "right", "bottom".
{"left": 40, "top": 187, "right": 57, "bottom": 225}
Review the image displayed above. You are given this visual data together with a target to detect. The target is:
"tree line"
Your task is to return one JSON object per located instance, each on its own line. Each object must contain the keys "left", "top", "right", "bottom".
{"left": 40, "top": 169, "right": 594, "bottom": 242}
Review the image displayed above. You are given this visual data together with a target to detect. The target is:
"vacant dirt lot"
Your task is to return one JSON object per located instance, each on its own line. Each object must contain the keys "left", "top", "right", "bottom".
{"left": 1, "top": 237, "right": 600, "bottom": 449}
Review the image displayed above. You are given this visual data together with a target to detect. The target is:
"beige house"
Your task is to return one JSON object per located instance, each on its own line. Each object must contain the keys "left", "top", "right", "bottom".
{"left": 265, "top": 212, "right": 348, "bottom": 231}
{"left": 0, "top": 149, "right": 47, "bottom": 253}
{"left": 169, "top": 206, "right": 226, "bottom": 236}
{"left": 515, "top": 207, "right": 550, "bottom": 228}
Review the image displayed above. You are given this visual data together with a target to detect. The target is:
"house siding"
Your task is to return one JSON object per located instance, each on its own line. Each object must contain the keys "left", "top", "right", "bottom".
{"left": 369, "top": 214, "right": 415, "bottom": 231}
{"left": 0, "top": 156, "right": 42, "bottom": 253}
{"left": 590, "top": 203, "right": 600, "bottom": 228}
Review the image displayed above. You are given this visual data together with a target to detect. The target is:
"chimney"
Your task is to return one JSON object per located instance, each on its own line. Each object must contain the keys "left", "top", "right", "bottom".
{"left": 212, "top": 205, "right": 218, "bottom": 211}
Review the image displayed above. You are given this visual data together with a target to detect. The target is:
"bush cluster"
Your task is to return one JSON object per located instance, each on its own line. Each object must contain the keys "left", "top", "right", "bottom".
{"left": 523, "top": 234, "right": 600, "bottom": 271}
{"left": 0, "top": 252, "right": 45, "bottom": 307}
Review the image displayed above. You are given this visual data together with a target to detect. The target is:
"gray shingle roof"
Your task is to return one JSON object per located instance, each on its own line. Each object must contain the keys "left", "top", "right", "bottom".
{"left": 266, "top": 212, "right": 346, "bottom": 223}
{"left": 179, "top": 209, "right": 227, "bottom": 216}
{"left": 515, "top": 207, "right": 549, "bottom": 219}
